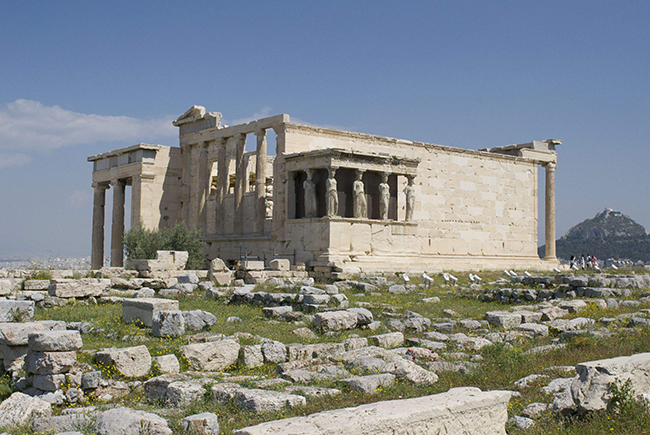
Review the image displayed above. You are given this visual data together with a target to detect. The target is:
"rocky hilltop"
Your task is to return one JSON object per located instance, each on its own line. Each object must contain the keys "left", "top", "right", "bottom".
{"left": 562, "top": 208, "right": 648, "bottom": 240}
{"left": 539, "top": 208, "right": 650, "bottom": 262}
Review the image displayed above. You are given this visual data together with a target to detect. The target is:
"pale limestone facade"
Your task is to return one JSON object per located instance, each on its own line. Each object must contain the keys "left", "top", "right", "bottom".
{"left": 90, "top": 105, "right": 561, "bottom": 273}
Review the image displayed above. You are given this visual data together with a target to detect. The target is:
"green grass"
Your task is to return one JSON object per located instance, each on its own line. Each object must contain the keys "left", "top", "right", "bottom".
{"left": 15, "top": 273, "right": 650, "bottom": 434}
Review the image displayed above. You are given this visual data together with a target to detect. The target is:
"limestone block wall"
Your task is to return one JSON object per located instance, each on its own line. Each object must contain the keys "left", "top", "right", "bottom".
{"left": 281, "top": 124, "right": 542, "bottom": 270}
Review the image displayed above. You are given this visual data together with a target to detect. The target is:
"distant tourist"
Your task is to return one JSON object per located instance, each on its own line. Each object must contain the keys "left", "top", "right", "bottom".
{"left": 591, "top": 255, "right": 599, "bottom": 269}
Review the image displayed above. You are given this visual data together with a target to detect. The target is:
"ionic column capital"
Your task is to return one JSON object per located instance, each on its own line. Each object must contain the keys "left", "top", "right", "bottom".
{"left": 545, "top": 162, "right": 557, "bottom": 171}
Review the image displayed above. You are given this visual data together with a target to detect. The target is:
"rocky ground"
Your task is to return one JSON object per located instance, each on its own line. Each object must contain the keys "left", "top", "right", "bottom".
{"left": 1, "top": 267, "right": 650, "bottom": 434}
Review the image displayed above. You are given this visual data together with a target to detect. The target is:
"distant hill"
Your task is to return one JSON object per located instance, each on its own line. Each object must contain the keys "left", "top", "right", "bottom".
{"left": 538, "top": 209, "right": 650, "bottom": 262}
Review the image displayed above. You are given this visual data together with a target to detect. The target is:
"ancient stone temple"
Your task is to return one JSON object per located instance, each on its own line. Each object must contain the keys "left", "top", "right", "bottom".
{"left": 89, "top": 105, "right": 561, "bottom": 273}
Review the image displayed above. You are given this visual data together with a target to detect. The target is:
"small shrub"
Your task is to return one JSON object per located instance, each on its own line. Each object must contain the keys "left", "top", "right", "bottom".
{"left": 608, "top": 379, "right": 638, "bottom": 415}
{"left": 124, "top": 222, "right": 206, "bottom": 269}
{"left": 124, "top": 225, "right": 166, "bottom": 261}
{"left": 0, "top": 373, "right": 12, "bottom": 401}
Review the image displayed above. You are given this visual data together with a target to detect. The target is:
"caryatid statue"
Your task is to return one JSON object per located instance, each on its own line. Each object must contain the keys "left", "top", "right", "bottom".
{"left": 352, "top": 170, "right": 367, "bottom": 218}
{"left": 303, "top": 169, "right": 317, "bottom": 218}
{"left": 404, "top": 175, "right": 416, "bottom": 221}
{"left": 326, "top": 168, "right": 338, "bottom": 217}
{"left": 378, "top": 172, "right": 390, "bottom": 220}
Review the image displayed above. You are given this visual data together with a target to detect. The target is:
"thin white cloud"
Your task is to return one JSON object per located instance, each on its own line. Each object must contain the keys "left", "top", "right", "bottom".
{"left": 67, "top": 189, "right": 91, "bottom": 207}
{"left": 0, "top": 153, "right": 31, "bottom": 168}
{"left": 0, "top": 99, "right": 177, "bottom": 152}
{"left": 228, "top": 106, "right": 273, "bottom": 125}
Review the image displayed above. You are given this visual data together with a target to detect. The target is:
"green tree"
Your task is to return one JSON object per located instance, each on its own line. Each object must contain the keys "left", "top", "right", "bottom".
{"left": 123, "top": 222, "right": 206, "bottom": 270}
{"left": 161, "top": 222, "right": 206, "bottom": 270}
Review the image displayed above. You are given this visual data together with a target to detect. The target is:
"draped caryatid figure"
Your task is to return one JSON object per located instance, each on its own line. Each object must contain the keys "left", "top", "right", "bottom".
{"left": 326, "top": 168, "right": 338, "bottom": 217}
{"left": 353, "top": 170, "right": 367, "bottom": 218}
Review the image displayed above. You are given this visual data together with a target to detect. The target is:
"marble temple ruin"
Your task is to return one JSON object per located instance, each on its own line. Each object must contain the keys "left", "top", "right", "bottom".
{"left": 89, "top": 105, "right": 561, "bottom": 274}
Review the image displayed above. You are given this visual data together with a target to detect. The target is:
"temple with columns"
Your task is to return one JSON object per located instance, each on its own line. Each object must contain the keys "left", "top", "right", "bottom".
{"left": 89, "top": 105, "right": 561, "bottom": 274}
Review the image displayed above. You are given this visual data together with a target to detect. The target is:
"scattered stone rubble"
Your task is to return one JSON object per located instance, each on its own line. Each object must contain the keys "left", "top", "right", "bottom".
{"left": 1, "top": 265, "right": 650, "bottom": 433}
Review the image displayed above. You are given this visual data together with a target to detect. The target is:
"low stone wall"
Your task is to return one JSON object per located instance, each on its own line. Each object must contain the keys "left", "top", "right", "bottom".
{"left": 234, "top": 387, "right": 511, "bottom": 435}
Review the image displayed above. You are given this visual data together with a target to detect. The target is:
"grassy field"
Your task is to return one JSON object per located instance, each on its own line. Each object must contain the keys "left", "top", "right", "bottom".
{"left": 1, "top": 268, "right": 647, "bottom": 434}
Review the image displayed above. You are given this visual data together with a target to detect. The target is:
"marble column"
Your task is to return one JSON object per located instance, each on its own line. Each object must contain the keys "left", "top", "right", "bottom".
{"left": 255, "top": 129, "right": 267, "bottom": 234}
{"left": 91, "top": 183, "right": 107, "bottom": 269}
{"left": 198, "top": 142, "right": 209, "bottom": 232}
{"left": 216, "top": 138, "right": 227, "bottom": 235}
{"left": 181, "top": 144, "right": 191, "bottom": 223}
{"left": 544, "top": 162, "right": 557, "bottom": 261}
{"left": 110, "top": 179, "right": 126, "bottom": 267}
{"left": 189, "top": 143, "right": 200, "bottom": 228}
{"left": 130, "top": 175, "right": 142, "bottom": 230}
{"left": 234, "top": 133, "right": 246, "bottom": 234}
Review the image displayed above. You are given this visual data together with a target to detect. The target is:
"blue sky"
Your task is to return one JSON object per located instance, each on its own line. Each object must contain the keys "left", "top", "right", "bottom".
{"left": 1, "top": 1, "right": 649, "bottom": 258}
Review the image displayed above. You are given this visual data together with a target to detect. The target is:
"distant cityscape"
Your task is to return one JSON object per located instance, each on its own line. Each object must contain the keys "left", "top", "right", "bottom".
{"left": 0, "top": 256, "right": 98, "bottom": 270}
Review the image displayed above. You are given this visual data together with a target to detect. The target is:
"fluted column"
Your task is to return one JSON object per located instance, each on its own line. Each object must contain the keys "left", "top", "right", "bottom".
{"left": 91, "top": 183, "right": 107, "bottom": 269}
{"left": 216, "top": 138, "right": 227, "bottom": 235}
{"left": 544, "top": 162, "right": 557, "bottom": 261}
{"left": 110, "top": 179, "right": 126, "bottom": 267}
{"left": 234, "top": 133, "right": 246, "bottom": 234}
{"left": 255, "top": 129, "right": 267, "bottom": 234}
{"left": 188, "top": 143, "right": 200, "bottom": 228}
{"left": 198, "top": 142, "right": 209, "bottom": 232}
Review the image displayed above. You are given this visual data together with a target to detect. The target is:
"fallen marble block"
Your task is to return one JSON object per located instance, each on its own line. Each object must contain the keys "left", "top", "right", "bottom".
{"left": 233, "top": 387, "right": 511, "bottom": 435}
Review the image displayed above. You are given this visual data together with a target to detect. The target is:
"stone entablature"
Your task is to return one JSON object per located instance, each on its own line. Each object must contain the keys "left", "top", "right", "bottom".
{"left": 88, "top": 143, "right": 161, "bottom": 171}
{"left": 284, "top": 148, "right": 420, "bottom": 175}
{"left": 90, "top": 105, "right": 563, "bottom": 273}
